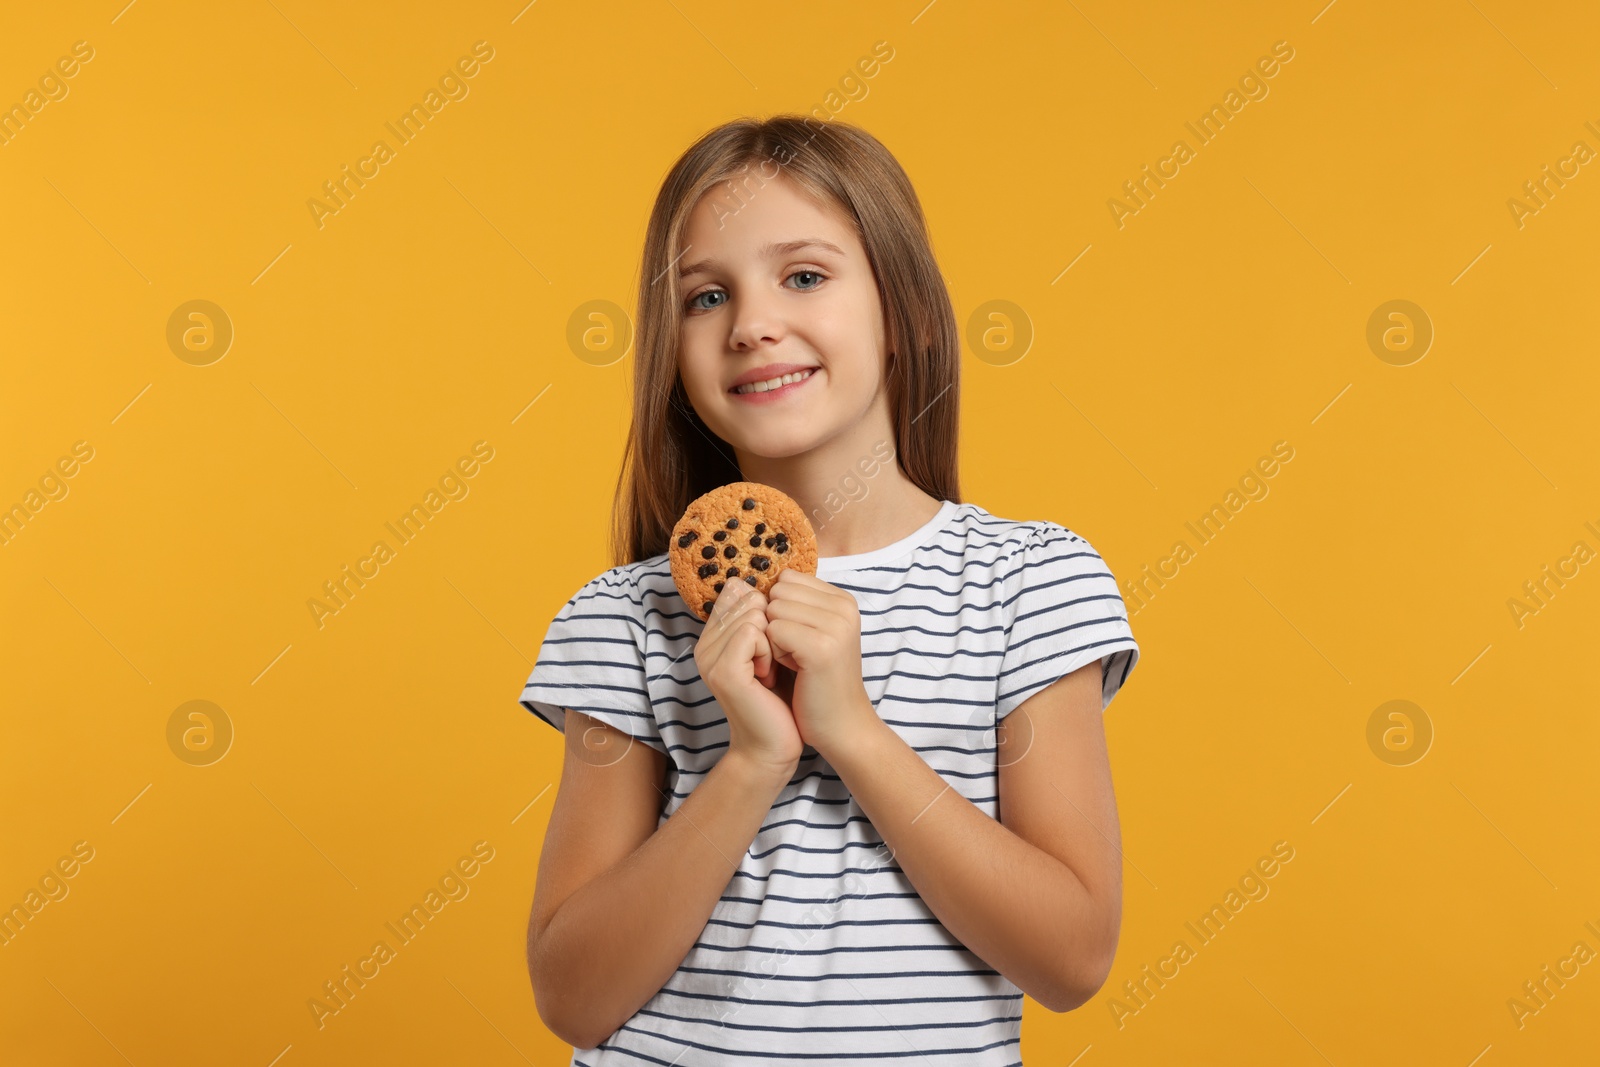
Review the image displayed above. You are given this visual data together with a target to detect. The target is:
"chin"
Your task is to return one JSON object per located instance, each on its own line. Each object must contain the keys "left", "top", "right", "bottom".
{"left": 724, "top": 425, "right": 827, "bottom": 460}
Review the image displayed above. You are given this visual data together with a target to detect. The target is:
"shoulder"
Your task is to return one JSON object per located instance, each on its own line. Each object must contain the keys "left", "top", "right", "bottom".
{"left": 953, "top": 504, "right": 1089, "bottom": 567}
{"left": 559, "top": 553, "right": 689, "bottom": 630}
{"left": 557, "top": 554, "right": 669, "bottom": 617}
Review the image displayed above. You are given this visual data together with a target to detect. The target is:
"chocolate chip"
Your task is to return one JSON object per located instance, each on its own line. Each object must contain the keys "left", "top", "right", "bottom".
{"left": 754, "top": 523, "right": 766, "bottom": 534}
{"left": 742, "top": 498, "right": 756, "bottom": 510}
{"left": 745, "top": 575, "right": 758, "bottom": 586}
{"left": 698, "top": 563, "right": 717, "bottom": 578}
{"left": 701, "top": 546, "right": 714, "bottom": 559}
{"left": 726, "top": 566, "right": 739, "bottom": 577}
{"left": 751, "top": 556, "right": 769, "bottom": 571}
{"left": 713, "top": 530, "right": 727, "bottom": 541}
{"left": 776, "top": 543, "right": 788, "bottom": 554}
{"left": 726, "top": 517, "right": 740, "bottom": 529}
{"left": 714, "top": 581, "right": 725, "bottom": 592}
{"left": 763, "top": 536, "right": 775, "bottom": 547}
{"left": 702, "top": 600, "right": 715, "bottom": 614}
{"left": 749, "top": 534, "right": 762, "bottom": 547}
{"left": 677, "top": 533, "right": 694, "bottom": 547}
{"left": 724, "top": 545, "right": 736, "bottom": 559}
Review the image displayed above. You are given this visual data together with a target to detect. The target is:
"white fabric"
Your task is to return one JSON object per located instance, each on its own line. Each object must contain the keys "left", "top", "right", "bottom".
{"left": 520, "top": 500, "right": 1140, "bottom": 1065}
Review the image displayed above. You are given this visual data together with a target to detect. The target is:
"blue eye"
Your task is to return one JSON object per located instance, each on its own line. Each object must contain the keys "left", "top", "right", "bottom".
{"left": 687, "top": 290, "right": 727, "bottom": 311}
{"left": 685, "top": 269, "right": 828, "bottom": 313}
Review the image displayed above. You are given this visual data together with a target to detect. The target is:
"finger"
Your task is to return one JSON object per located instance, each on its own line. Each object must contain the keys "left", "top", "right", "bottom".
{"left": 764, "top": 597, "right": 838, "bottom": 631}
{"left": 707, "top": 583, "right": 761, "bottom": 639}
{"left": 767, "top": 575, "right": 845, "bottom": 608}
{"left": 700, "top": 587, "right": 770, "bottom": 671}
{"left": 766, "top": 620, "right": 799, "bottom": 670}
{"left": 699, "top": 586, "right": 757, "bottom": 662}
{"left": 752, "top": 627, "right": 774, "bottom": 686}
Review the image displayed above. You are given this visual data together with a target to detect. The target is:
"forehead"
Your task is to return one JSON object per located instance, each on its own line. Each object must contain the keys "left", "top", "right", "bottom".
{"left": 678, "top": 174, "right": 859, "bottom": 274}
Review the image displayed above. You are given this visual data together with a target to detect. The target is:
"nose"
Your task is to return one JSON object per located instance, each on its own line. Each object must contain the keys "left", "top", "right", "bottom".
{"left": 727, "top": 288, "right": 786, "bottom": 351}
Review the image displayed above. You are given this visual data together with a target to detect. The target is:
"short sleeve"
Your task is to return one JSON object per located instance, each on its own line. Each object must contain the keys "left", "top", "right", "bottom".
{"left": 518, "top": 567, "right": 667, "bottom": 756}
{"left": 996, "top": 522, "right": 1141, "bottom": 719}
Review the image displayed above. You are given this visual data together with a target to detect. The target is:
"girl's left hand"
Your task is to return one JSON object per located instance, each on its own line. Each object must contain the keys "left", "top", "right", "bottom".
{"left": 764, "top": 569, "right": 881, "bottom": 760}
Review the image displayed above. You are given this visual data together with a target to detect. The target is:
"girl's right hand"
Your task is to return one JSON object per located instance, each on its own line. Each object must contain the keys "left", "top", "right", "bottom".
{"left": 694, "top": 581, "right": 802, "bottom": 776}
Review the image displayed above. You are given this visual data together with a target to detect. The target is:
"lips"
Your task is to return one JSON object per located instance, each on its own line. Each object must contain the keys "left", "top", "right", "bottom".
{"left": 727, "top": 362, "right": 820, "bottom": 392}
{"left": 729, "top": 366, "right": 819, "bottom": 404}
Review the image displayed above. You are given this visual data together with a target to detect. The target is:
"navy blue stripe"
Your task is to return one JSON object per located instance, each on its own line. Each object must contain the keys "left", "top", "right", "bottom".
{"left": 630, "top": 1011, "right": 1017, "bottom": 1036}
{"left": 602, "top": 1025, "right": 1020, "bottom": 1061}
{"left": 652, "top": 986, "right": 1021, "bottom": 1009}
{"left": 687, "top": 939, "right": 969, "bottom": 956}
{"left": 669, "top": 963, "right": 1003, "bottom": 982}
{"left": 702, "top": 915, "right": 945, "bottom": 932}
{"left": 729, "top": 863, "right": 904, "bottom": 883}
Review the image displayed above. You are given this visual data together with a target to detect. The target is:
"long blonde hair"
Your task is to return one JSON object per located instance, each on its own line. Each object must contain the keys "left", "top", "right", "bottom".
{"left": 612, "top": 115, "right": 961, "bottom": 566}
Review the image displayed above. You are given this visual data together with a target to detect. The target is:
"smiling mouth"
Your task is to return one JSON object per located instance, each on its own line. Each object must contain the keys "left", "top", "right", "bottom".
{"left": 730, "top": 368, "right": 818, "bottom": 395}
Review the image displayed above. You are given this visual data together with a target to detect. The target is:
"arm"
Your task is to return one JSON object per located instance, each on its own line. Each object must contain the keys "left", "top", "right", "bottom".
{"left": 527, "top": 709, "right": 795, "bottom": 1050}
{"left": 824, "top": 660, "right": 1122, "bottom": 1012}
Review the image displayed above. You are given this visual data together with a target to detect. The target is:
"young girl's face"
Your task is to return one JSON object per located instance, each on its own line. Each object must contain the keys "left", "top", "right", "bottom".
{"left": 676, "top": 173, "right": 890, "bottom": 465}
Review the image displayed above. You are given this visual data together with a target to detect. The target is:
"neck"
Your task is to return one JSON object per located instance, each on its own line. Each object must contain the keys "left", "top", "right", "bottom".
{"left": 735, "top": 443, "right": 941, "bottom": 558}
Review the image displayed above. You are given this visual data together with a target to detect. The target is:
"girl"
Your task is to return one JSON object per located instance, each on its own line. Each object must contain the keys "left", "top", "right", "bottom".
{"left": 520, "top": 115, "right": 1141, "bottom": 1065}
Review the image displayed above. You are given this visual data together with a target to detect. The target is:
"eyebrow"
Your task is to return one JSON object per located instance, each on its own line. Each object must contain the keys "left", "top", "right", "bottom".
{"left": 677, "top": 238, "right": 847, "bottom": 278}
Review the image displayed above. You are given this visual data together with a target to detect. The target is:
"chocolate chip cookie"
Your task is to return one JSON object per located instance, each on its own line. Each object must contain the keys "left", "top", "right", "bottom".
{"left": 669, "top": 482, "right": 818, "bottom": 621}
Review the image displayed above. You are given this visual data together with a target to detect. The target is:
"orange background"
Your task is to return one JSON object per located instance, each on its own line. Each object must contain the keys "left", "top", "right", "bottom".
{"left": 2, "top": 1, "right": 1596, "bottom": 1064}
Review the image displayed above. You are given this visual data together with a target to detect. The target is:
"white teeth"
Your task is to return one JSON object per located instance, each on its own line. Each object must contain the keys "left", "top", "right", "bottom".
{"left": 734, "top": 368, "right": 814, "bottom": 394}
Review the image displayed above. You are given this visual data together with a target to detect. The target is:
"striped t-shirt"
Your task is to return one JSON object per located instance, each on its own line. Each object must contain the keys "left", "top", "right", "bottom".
{"left": 519, "top": 499, "right": 1141, "bottom": 1065}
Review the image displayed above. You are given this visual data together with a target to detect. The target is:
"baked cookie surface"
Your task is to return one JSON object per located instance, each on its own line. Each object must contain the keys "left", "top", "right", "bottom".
{"left": 668, "top": 482, "right": 818, "bottom": 621}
